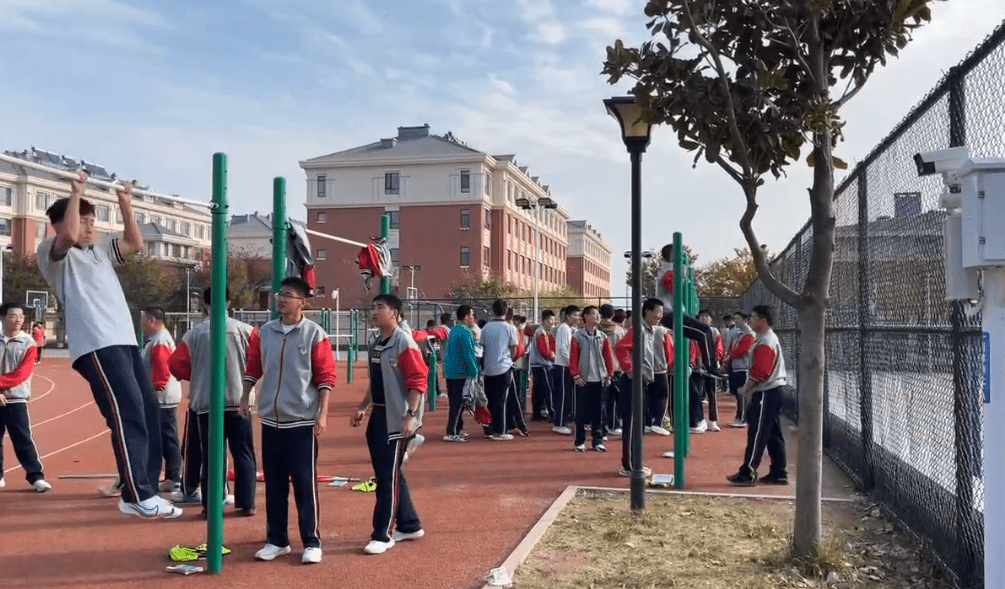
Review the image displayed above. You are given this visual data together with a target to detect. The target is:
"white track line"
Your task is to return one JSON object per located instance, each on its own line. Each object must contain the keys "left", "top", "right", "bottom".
{"left": 31, "top": 401, "right": 95, "bottom": 427}
{"left": 29, "top": 373, "right": 56, "bottom": 403}
{"left": 3, "top": 430, "right": 108, "bottom": 474}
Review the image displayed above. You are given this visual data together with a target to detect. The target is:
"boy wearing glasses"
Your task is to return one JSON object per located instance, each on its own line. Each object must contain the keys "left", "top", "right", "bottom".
{"left": 727, "top": 305, "right": 789, "bottom": 486}
{"left": 37, "top": 171, "right": 180, "bottom": 519}
{"left": 242, "top": 277, "right": 337, "bottom": 564}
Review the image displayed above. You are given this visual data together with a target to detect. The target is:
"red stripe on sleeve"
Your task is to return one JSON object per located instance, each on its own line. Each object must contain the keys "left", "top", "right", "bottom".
{"left": 666, "top": 332, "right": 675, "bottom": 371}
{"left": 536, "top": 333, "right": 553, "bottom": 359}
{"left": 168, "top": 340, "right": 192, "bottom": 381}
{"left": 661, "top": 270, "right": 674, "bottom": 293}
{"left": 397, "top": 346, "right": 429, "bottom": 393}
{"left": 602, "top": 338, "right": 614, "bottom": 378}
{"left": 716, "top": 335, "right": 724, "bottom": 361}
{"left": 615, "top": 335, "right": 632, "bottom": 373}
{"left": 244, "top": 328, "right": 263, "bottom": 382}
{"left": 0, "top": 347, "right": 36, "bottom": 389}
{"left": 569, "top": 338, "right": 581, "bottom": 377}
{"left": 150, "top": 344, "right": 173, "bottom": 391}
{"left": 311, "top": 335, "right": 338, "bottom": 389}
{"left": 729, "top": 334, "right": 755, "bottom": 360}
{"left": 749, "top": 344, "right": 777, "bottom": 383}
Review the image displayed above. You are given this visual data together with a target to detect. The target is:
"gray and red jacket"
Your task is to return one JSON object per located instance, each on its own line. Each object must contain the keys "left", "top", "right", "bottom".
{"left": 141, "top": 328, "right": 182, "bottom": 408}
{"left": 528, "top": 326, "right": 555, "bottom": 368}
{"left": 0, "top": 332, "right": 36, "bottom": 403}
{"left": 369, "top": 326, "right": 429, "bottom": 440}
{"left": 569, "top": 327, "right": 614, "bottom": 383}
{"left": 749, "top": 329, "right": 787, "bottom": 393}
{"left": 244, "top": 317, "right": 337, "bottom": 428}
{"left": 727, "top": 327, "right": 756, "bottom": 372}
{"left": 169, "top": 317, "right": 256, "bottom": 414}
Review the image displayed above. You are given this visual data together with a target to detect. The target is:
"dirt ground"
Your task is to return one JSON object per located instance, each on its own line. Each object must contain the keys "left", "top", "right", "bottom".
{"left": 516, "top": 491, "right": 955, "bottom": 589}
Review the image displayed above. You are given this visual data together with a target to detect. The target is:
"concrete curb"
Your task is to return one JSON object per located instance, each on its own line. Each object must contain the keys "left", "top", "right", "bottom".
{"left": 481, "top": 484, "right": 859, "bottom": 587}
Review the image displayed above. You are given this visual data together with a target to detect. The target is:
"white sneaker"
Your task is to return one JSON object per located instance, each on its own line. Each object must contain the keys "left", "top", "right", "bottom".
{"left": 491, "top": 433, "right": 514, "bottom": 441}
{"left": 32, "top": 479, "right": 52, "bottom": 493}
{"left": 708, "top": 421, "right": 721, "bottom": 432}
{"left": 618, "top": 466, "right": 652, "bottom": 477}
{"left": 690, "top": 420, "right": 708, "bottom": 434}
{"left": 650, "top": 426, "right": 671, "bottom": 436}
{"left": 255, "top": 544, "right": 292, "bottom": 561}
{"left": 0, "top": 477, "right": 5, "bottom": 488}
{"left": 119, "top": 496, "right": 183, "bottom": 519}
{"left": 223, "top": 494, "right": 235, "bottom": 505}
{"left": 171, "top": 489, "right": 202, "bottom": 503}
{"left": 402, "top": 434, "right": 425, "bottom": 464}
{"left": 363, "top": 538, "right": 396, "bottom": 555}
{"left": 392, "top": 529, "right": 425, "bottom": 542}
{"left": 552, "top": 426, "right": 572, "bottom": 435}
{"left": 301, "top": 547, "right": 322, "bottom": 564}
{"left": 593, "top": 443, "right": 607, "bottom": 452}
{"left": 574, "top": 444, "right": 586, "bottom": 452}
{"left": 729, "top": 420, "right": 746, "bottom": 428}
{"left": 643, "top": 426, "right": 653, "bottom": 434}
{"left": 442, "top": 435, "right": 468, "bottom": 442}
{"left": 611, "top": 428, "right": 622, "bottom": 436}
{"left": 663, "top": 450, "right": 675, "bottom": 459}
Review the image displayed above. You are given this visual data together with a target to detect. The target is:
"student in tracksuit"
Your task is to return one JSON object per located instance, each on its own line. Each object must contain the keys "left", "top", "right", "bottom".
{"left": 654, "top": 244, "right": 717, "bottom": 373}
{"left": 598, "top": 304, "right": 625, "bottom": 436}
{"left": 529, "top": 310, "right": 556, "bottom": 421}
{"left": 727, "top": 305, "right": 789, "bottom": 486}
{"left": 648, "top": 318, "right": 674, "bottom": 436}
{"left": 725, "top": 312, "right": 756, "bottom": 427}
{"left": 170, "top": 288, "right": 258, "bottom": 516}
{"left": 613, "top": 298, "right": 663, "bottom": 477}
{"left": 351, "top": 293, "right": 428, "bottom": 555}
{"left": 0, "top": 302, "right": 49, "bottom": 492}
{"left": 569, "top": 306, "right": 614, "bottom": 452}
{"left": 37, "top": 173, "right": 180, "bottom": 519}
{"left": 242, "top": 277, "right": 336, "bottom": 565}
{"left": 481, "top": 299, "right": 522, "bottom": 440}
{"left": 552, "top": 306, "right": 579, "bottom": 434}
{"left": 140, "top": 306, "right": 182, "bottom": 493}
{"left": 443, "top": 304, "right": 478, "bottom": 442}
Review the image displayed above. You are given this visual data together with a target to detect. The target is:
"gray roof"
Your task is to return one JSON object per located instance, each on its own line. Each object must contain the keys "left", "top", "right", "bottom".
{"left": 568, "top": 220, "right": 588, "bottom": 228}
{"left": 140, "top": 222, "right": 187, "bottom": 239}
{"left": 303, "top": 127, "right": 485, "bottom": 164}
{"left": 230, "top": 212, "right": 305, "bottom": 231}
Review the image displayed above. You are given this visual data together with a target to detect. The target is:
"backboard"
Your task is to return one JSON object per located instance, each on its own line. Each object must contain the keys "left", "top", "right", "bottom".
{"left": 26, "top": 290, "right": 49, "bottom": 310}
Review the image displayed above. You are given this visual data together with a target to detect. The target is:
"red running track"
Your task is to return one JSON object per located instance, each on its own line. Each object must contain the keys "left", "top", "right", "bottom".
{"left": 0, "top": 358, "right": 851, "bottom": 589}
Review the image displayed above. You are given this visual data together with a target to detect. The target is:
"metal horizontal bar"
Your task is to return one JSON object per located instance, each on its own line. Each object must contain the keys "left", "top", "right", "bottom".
{"left": 304, "top": 228, "right": 367, "bottom": 249}
{"left": 774, "top": 325, "right": 979, "bottom": 335}
{"left": 0, "top": 153, "right": 212, "bottom": 210}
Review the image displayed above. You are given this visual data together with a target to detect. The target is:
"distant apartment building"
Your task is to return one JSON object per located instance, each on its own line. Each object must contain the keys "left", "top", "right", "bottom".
{"left": 567, "top": 220, "right": 612, "bottom": 299}
{"left": 300, "top": 125, "right": 589, "bottom": 303}
{"left": 0, "top": 148, "right": 211, "bottom": 265}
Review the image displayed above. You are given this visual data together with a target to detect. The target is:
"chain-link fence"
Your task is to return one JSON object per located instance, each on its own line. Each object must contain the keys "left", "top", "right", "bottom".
{"left": 740, "top": 21, "right": 1005, "bottom": 589}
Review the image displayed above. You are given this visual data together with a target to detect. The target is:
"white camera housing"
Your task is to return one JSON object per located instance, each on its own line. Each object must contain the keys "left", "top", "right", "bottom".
{"left": 914, "top": 147, "right": 970, "bottom": 177}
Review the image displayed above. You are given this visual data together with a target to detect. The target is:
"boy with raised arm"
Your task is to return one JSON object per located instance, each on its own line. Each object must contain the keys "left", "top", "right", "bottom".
{"left": 37, "top": 171, "right": 180, "bottom": 519}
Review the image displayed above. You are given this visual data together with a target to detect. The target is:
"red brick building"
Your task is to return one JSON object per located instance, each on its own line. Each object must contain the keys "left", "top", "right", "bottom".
{"left": 300, "top": 125, "right": 609, "bottom": 306}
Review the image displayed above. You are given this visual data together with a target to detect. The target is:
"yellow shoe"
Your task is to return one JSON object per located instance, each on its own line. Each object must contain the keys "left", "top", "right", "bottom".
{"left": 352, "top": 477, "right": 377, "bottom": 493}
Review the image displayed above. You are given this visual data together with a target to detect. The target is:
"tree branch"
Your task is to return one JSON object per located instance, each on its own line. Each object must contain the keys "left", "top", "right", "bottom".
{"left": 739, "top": 185, "right": 802, "bottom": 309}
{"left": 835, "top": 80, "right": 864, "bottom": 108}
{"left": 679, "top": 0, "right": 754, "bottom": 178}
{"left": 714, "top": 155, "right": 744, "bottom": 186}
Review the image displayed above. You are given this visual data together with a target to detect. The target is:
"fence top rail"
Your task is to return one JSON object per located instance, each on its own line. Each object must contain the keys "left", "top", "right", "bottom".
{"left": 0, "top": 153, "right": 213, "bottom": 210}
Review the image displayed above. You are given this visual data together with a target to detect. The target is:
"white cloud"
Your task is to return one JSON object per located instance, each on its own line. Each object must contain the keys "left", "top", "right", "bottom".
{"left": 0, "top": 0, "right": 170, "bottom": 52}
{"left": 516, "top": 0, "right": 567, "bottom": 45}
{"left": 347, "top": 2, "right": 384, "bottom": 34}
{"left": 578, "top": 16, "right": 627, "bottom": 40}
{"left": 585, "top": 0, "right": 636, "bottom": 17}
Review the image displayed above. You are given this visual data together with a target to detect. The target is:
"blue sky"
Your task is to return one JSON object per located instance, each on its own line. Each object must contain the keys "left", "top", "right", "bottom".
{"left": 1, "top": 0, "right": 1003, "bottom": 295}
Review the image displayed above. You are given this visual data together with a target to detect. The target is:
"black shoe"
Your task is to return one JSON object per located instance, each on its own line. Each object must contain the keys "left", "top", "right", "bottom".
{"left": 726, "top": 471, "right": 757, "bottom": 486}
{"left": 758, "top": 473, "right": 789, "bottom": 485}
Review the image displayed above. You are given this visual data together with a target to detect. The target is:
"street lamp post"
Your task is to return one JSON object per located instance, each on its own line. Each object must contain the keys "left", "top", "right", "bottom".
{"left": 402, "top": 265, "right": 422, "bottom": 292}
{"left": 516, "top": 196, "right": 558, "bottom": 323}
{"left": 605, "top": 96, "right": 656, "bottom": 512}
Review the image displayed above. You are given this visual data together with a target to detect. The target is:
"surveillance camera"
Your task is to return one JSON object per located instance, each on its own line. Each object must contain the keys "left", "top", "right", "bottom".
{"left": 913, "top": 147, "right": 970, "bottom": 177}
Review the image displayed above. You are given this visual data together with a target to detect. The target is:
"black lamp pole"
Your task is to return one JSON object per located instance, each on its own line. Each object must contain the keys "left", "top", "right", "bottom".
{"left": 605, "top": 96, "right": 654, "bottom": 512}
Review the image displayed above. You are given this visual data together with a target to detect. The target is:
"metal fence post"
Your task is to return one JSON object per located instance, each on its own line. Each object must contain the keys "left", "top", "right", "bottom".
{"left": 272, "top": 178, "right": 287, "bottom": 321}
{"left": 857, "top": 174, "right": 875, "bottom": 492}
{"left": 207, "top": 152, "right": 229, "bottom": 574}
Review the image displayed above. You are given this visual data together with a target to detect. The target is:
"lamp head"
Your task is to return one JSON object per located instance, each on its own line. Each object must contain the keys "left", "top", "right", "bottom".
{"left": 604, "top": 96, "right": 655, "bottom": 152}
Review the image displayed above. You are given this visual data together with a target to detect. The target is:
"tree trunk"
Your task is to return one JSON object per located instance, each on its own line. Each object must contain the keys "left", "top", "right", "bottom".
{"left": 792, "top": 129, "right": 837, "bottom": 559}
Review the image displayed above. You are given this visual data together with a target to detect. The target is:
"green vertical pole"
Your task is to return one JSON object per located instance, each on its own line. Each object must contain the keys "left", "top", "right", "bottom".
{"left": 347, "top": 310, "right": 355, "bottom": 383}
{"left": 208, "top": 152, "right": 228, "bottom": 573}
{"left": 427, "top": 346, "right": 438, "bottom": 411}
{"left": 673, "top": 232, "right": 688, "bottom": 489}
{"left": 380, "top": 214, "right": 391, "bottom": 295}
{"left": 272, "top": 178, "right": 287, "bottom": 320}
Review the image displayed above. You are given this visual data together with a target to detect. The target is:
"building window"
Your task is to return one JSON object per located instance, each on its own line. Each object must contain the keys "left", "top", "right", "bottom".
{"left": 0, "top": 186, "right": 10, "bottom": 206}
{"left": 317, "top": 212, "right": 327, "bottom": 223}
{"left": 35, "top": 192, "right": 47, "bottom": 210}
{"left": 98, "top": 205, "right": 110, "bottom": 222}
{"left": 460, "top": 247, "right": 470, "bottom": 267}
{"left": 483, "top": 246, "right": 490, "bottom": 264}
{"left": 316, "top": 286, "right": 326, "bottom": 295}
{"left": 317, "top": 249, "right": 327, "bottom": 260}
{"left": 151, "top": 215, "right": 162, "bottom": 226}
{"left": 484, "top": 209, "right": 491, "bottom": 229}
{"left": 317, "top": 175, "right": 326, "bottom": 198}
{"left": 167, "top": 219, "right": 177, "bottom": 232}
{"left": 0, "top": 218, "right": 10, "bottom": 237}
{"left": 384, "top": 172, "right": 400, "bottom": 195}
{"left": 135, "top": 212, "right": 146, "bottom": 224}
{"left": 171, "top": 244, "right": 182, "bottom": 257}
{"left": 195, "top": 224, "right": 204, "bottom": 239}
{"left": 180, "top": 222, "right": 190, "bottom": 236}
{"left": 36, "top": 220, "right": 46, "bottom": 239}
{"left": 390, "top": 248, "right": 400, "bottom": 264}
{"left": 148, "top": 242, "right": 157, "bottom": 255}
{"left": 460, "top": 209, "right": 470, "bottom": 229}
{"left": 485, "top": 174, "right": 491, "bottom": 196}
{"left": 460, "top": 170, "right": 470, "bottom": 193}
{"left": 115, "top": 209, "right": 122, "bottom": 224}
{"left": 389, "top": 210, "right": 400, "bottom": 229}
